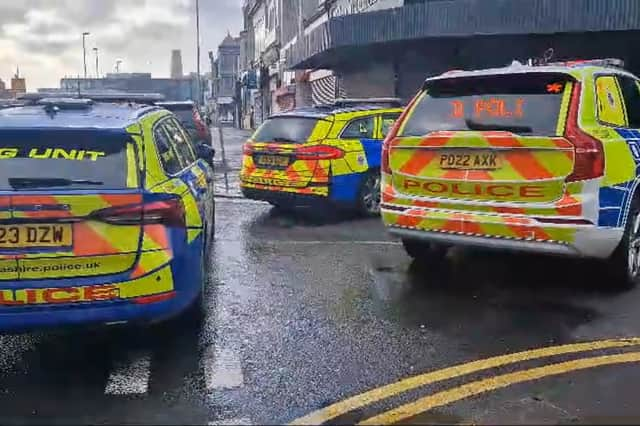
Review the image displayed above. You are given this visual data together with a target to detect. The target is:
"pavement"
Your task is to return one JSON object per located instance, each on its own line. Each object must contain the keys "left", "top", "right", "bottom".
{"left": 2, "top": 128, "right": 640, "bottom": 424}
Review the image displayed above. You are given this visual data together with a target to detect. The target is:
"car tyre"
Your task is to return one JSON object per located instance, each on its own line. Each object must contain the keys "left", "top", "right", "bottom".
{"left": 608, "top": 198, "right": 640, "bottom": 290}
{"left": 357, "top": 169, "right": 381, "bottom": 217}
{"left": 402, "top": 238, "right": 448, "bottom": 261}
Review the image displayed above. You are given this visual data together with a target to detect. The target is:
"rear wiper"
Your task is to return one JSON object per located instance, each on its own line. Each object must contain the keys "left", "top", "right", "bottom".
{"left": 272, "top": 137, "right": 299, "bottom": 143}
{"left": 464, "top": 119, "right": 533, "bottom": 134}
{"left": 8, "top": 178, "right": 104, "bottom": 189}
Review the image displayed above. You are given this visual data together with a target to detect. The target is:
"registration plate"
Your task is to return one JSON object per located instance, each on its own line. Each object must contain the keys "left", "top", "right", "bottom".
{"left": 439, "top": 151, "right": 502, "bottom": 170}
{"left": 255, "top": 155, "right": 289, "bottom": 167}
{"left": 0, "top": 224, "right": 72, "bottom": 248}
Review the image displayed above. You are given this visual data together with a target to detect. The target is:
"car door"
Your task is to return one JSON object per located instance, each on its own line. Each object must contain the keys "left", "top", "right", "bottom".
{"left": 162, "top": 118, "right": 213, "bottom": 242}
{"left": 339, "top": 115, "right": 378, "bottom": 172}
{"left": 605, "top": 75, "right": 640, "bottom": 227}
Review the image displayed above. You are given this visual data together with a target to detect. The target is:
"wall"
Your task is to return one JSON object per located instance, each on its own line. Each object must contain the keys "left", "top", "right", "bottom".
{"left": 338, "top": 61, "right": 395, "bottom": 98}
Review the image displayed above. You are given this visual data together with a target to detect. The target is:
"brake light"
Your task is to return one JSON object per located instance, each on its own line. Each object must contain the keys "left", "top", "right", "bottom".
{"left": 243, "top": 144, "right": 254, "bottom": 155}
{"left": 382, "top": 92, "right": 421, "bottom": 174}
{"left": 94, "top": 198, "right": 186, "bottom": 227}
{"left": 295, "top": 145, "right": 344, "bottom": 160}
{"left": 193, "top": 108, "right": 209, "bottom": 139}
{"left": 564, "top": 82, "right": 604, "bottom": 182}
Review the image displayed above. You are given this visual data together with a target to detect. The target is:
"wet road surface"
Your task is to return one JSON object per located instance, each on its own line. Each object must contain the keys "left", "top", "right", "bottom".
{"left": 1, "top": 129, "right": 640, "bottom": 424}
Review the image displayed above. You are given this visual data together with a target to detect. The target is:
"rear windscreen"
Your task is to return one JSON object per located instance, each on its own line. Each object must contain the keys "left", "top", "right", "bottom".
{"left": 400, "top": 73, "right": 571, "bottom": 137}
{"left": 0, "top": 130, "right": 139, "bottom": 190}
{"left": 252, "top": 117, "right": 321, "bottom": 144}
{"left": 173, "top": 110, "right": 196, "bottom": 129}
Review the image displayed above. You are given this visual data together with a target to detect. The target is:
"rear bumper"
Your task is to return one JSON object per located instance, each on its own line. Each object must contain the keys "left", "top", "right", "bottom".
{"left": 242, "top": 187, "right": 331, "bottom": 207}
{"left": 383, "top": 207, "right": 623, "bottom": 259}
{"left": 0, "top": 239, "right": 204, "bottom": 334}
{"left": 0, "top": 291, "right": 198, "bottom": 334}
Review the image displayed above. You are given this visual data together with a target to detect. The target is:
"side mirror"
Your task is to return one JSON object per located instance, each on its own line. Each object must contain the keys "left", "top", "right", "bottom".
{"left": 196, "top": 143, "right": 215, "bottom": 160}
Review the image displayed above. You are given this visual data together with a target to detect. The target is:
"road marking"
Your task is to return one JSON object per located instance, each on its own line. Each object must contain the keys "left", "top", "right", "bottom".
{"left": 289, "top": 338, "right": 640, "bottom": 425}
{"left": 208, "top": 418, "right": 252, "bottom": 425}
{"left": 204, "top": 344, "right": 244, "bottom": 390}
{"left": 104, "top": 352, "right": 151, "bottom": 395}
{"left": 360, "top": 351, "right": 640, "bottom": 424}
{"left": 265, "top": 241, "right": 401, "bottom": 246}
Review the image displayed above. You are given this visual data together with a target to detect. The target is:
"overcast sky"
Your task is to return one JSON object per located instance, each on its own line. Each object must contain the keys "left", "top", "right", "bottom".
{"left": 0, "top": 0, "right": 243, "bottom": 90}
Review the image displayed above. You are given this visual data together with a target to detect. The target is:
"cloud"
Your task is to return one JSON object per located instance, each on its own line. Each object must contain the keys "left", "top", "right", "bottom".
{"left": 0, "top": 0, "right": 243, "bottom": 90}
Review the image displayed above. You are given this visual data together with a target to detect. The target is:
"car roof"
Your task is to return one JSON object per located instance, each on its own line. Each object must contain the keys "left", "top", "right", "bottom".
{"left": 156, "top": 101, "right": 195, "bottom": 108}
{"left": 427, "top": 61, "right": 637, "bottom": 84}
{"left": 270, "top": 104, "right": 402, "bottom": 120}
{"left": 0, "top": 101, "right": 162, "bottom": 130}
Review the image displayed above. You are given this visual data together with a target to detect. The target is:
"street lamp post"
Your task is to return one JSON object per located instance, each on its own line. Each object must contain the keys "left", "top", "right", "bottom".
{"left": 196, "top": 0, "right": 203, "bottom": 106}
{"left": 82, "top": 32, "right": 90, "bottom": 79}
{"left": 93, "top": 47, "right": 99, "bottom": 78}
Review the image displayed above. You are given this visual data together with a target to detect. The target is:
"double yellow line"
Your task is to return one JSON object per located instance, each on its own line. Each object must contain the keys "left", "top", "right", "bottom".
{"left": 290, "top": 338, "right": 640, "bottom": 425}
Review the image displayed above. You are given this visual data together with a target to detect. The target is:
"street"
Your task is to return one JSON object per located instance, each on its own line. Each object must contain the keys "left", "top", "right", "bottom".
{"left": 0, "top": 128, "right": 640, "bottom": 425}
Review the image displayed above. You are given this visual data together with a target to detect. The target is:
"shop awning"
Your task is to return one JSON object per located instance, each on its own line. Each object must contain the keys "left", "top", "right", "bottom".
{"left": 286, "top": 0, "right": 640, "bottom": 69}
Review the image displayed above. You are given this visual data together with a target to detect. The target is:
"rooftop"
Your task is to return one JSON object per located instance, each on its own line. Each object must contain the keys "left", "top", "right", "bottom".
{"left": 0, "top": 101, "right": 161, "bottom": 130}
{"left": 270, "top": 102, "right": 403, "bottom": 119}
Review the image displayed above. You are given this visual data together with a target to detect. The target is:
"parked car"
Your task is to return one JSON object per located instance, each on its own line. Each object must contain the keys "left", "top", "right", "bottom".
{"left": 241, "top": 98, "right": 403, "bottom": 215}
{"left": 0, "top": 96, "right": 215, "bottom": 332}
{"left": 381, "top": 58, "right": 640, "bottom": 288}
{"left": 156, "top": 101, "right": 213, "bottom": 147}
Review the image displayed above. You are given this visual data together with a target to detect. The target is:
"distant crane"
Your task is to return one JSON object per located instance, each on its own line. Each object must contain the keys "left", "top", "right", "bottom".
{"left": 115, "top": 59, "right": 123, "bottom": 73}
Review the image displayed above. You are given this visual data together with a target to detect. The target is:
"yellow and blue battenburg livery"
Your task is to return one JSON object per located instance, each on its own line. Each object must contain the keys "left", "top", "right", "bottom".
{"left": 240, "top": 100, "right": 403, "bottom": 215}
{"left": 0, "top": 98, "right": 214, "bottom": 331}
{"left": 382, "top": 58, "right": 640, "bottom": 288}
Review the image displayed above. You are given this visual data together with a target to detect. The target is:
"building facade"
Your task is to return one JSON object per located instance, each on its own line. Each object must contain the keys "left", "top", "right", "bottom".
{"left": 59, "top": 73, "right": 197, "bottom": 102}
{"left": 286, "top": 0, "right": 640, "bottom": 103}
{"left": 213, "top": 34, "right": 241, "bottom": 125}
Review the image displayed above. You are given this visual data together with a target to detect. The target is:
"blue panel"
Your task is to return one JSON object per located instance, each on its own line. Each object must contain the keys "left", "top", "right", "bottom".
{"left": 360, "top": 138, "right": 382, "bottom": 169}
{"left": 330, "top": 173, "right": 364, "bottom": 202}
{"left": 598, "top": 209, "right": 622, "bottom": 227}
{"left": 599, "top": 186, "right": 627, "bottom": 208}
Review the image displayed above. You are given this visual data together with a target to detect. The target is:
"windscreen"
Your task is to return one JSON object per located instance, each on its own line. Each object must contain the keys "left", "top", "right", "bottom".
{"left": 400, "top": 73, "right": 571, "bottom": 137}
{"left": 252, "top": 117, "right": 321, "bottom": 144}
{"left": 0, "top": 129, "right": 139, "bottom": 190}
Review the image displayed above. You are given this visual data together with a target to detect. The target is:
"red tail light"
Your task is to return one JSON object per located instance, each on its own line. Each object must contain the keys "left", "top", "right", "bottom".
{"left": 193, "top": 108, "right": 209, "bottom": 139}
{"left": 565, "top": 82, "right": 604, "bottom": 182}
{"left": 295, "top": 145, "right": 344, "bottom": 160}
{"left": 94, "top": 198, "right": 186, "bottom": 227}
{"left": 382, "top": 92, "right": 422, "bottom": 174}
{"left": 243, "top": 144, "right": 254, "bottom": 155}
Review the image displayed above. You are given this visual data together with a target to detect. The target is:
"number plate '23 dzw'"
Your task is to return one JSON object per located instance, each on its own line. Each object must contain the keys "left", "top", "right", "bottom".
{"left": 0, "top": 225, "right": 72, "bottom": 248}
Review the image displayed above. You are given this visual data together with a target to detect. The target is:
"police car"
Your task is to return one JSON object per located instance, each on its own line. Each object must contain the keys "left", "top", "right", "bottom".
{"left": 241, "top": 99, "right": 403, "bottom": 215}
{"left": 381, "top": 58, "right": 640, "bottom": 288}
{"left": 0, "top": 94, "right": 215, "bottom": 332}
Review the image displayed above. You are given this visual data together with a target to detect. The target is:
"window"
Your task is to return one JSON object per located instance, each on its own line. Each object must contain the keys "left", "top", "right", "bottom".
{"left": 253, "top": 117, "right": 322, "bottom": 143}
{"left": 618, "top": 76, "right": 640, "bottom": 128}
{"left": 0, "top": 130, "right": 139, "bottom": 190}
{"left": 164, "top": 119, "right": 197, "bottom": 166}
{"left": 341, "top": 117, "right": 375, "bottom": 139}
{"left": 153, "top": 125, "right": 182, "bottom": 175}
{"left": 380, "top": 114, "right": 401, "bottom": 138}
{"left": 401, "top": 73, "right": 571, "bottom": 137}
{"left": 595, "top": 75, "right": 627, "bottom": 127}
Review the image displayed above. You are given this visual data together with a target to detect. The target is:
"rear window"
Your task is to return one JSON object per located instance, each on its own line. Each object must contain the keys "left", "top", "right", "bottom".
{"left": 172, "top": 110, "right": 196, "bottom": 129}
{"left": 400, "top": 73, "right": 571, "bottom": 137}
{"left": 0, "top": 130, "right": 139, "bottom": 190}
{"left": 252, "top": 117, "right": 322, "bottom": 144}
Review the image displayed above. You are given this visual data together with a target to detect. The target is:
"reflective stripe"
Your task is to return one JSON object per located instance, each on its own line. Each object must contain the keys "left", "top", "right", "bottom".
{"left": 126, "top": 142, "right": 139, "bottom": 188}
